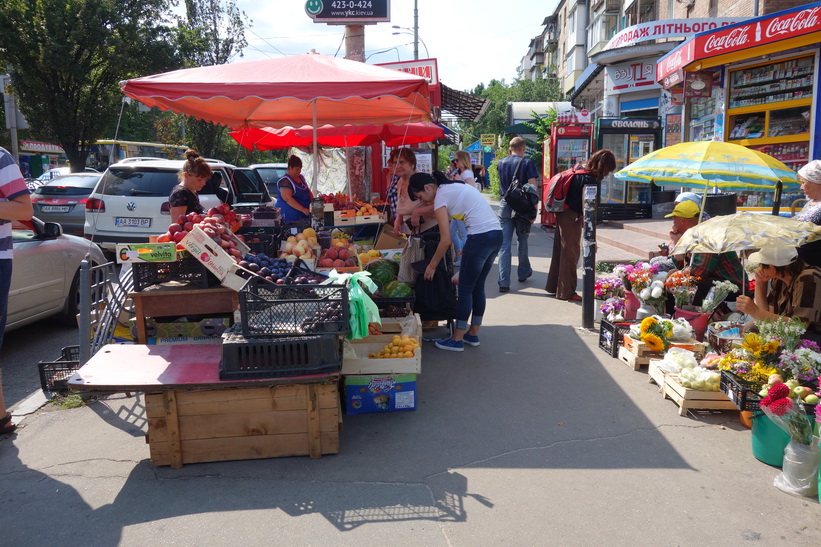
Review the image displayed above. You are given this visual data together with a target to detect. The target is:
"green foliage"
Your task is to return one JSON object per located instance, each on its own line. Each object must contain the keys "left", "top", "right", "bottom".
{"left": 0, "top": 0, "right": 181, "bottom": 170}
{"left": 523, "top": 107, "right": 558, "bottom": 169}
{"left": 177, "top": 0, "right": 250, "bottom": 158}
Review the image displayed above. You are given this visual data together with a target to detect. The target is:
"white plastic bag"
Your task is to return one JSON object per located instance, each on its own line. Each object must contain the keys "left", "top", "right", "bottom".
{"left": 773, "top": 439, "right": 821, "bottom": 497}
{"left": 658, "top": 346, "right": 698, "bottom": 374}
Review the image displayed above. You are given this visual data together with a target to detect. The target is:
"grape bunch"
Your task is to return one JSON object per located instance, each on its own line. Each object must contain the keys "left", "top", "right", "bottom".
{"left": 300, "top": 302, "right": 345, "bottom": 333}
{"left": 381, "top": 305, "right": 410, "bottom": 318}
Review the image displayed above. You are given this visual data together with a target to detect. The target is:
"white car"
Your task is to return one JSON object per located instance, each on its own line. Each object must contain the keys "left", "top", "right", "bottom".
{"left": 84, "top": 159, "right": 272, "bottom": 251}
{"left": 7, "top": 217, "right": 107, "bottom": 331}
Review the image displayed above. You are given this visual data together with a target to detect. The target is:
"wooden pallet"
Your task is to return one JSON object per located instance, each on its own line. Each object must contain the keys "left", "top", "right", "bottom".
{"left": 145, "top": 382, "right": 340, "bottom": 467}
{"left": 617, "top": 345, "right": 657, "bottom": 371}
{"left": 662, "top": 375, "right": 738, "bottom": 416}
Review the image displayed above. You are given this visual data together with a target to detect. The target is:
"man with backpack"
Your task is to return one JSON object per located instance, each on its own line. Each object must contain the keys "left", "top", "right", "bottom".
{"left": 545, "top": 149, "right": 616, "bottom": 301}
{"left": 497, "top": 137, "right": 539, "bottom": 292}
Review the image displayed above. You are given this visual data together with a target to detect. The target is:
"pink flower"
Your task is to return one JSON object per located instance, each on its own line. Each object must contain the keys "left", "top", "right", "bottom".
{"left": 767, "top": 398, "right": 794, "bottom": 417}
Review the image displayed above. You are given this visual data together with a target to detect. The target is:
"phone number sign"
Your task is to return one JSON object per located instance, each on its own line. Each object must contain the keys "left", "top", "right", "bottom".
{"left": 306, "top": 0, "right": 390, "bottom": 24}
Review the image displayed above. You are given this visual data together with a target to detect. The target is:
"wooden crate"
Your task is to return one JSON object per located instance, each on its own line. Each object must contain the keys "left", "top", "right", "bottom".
{"left": 647, "top": 359, "right": 668, "bottom": 389}
{"left": 145, "top": 382, "right": 340, "bottom": 468}
{"left": 662, "top": 375, "right": 738, "bottom": 416}
{"left": 617, "top": 345, "right": 657, "bottom": 371}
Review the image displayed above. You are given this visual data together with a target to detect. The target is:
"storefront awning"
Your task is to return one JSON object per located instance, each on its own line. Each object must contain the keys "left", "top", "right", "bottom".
{"left": 440, "top": 84, "right": 490, "bottom": 123}
{"left": 569, "top": 64, "right": 604, "bottom": 101}
{"left": 658, "top": 1, "right": 821, "bottom": 83}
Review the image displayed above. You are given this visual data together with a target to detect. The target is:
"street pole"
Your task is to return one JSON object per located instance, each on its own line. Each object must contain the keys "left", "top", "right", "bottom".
{"left": 581, "top": 184, "right": 598, "bottom": 329}
{"left": 344, "top": 24, "right": 368, "bottom": 201}
{"left": 413, "top": 0, "right": 419, "bottom": 60}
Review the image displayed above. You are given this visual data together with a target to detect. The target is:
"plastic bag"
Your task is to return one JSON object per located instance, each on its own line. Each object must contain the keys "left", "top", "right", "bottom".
{"left": 658, "top": 347, "right": 698, "bottom": 374}
{"left": 323, "top": 270, "right": 381, "bottom": 340}
{"left": 398, "top": 236, "right": 424, "bottom": 284}
{"left": 773, "top": 439, "right": 821, "bottom": 497}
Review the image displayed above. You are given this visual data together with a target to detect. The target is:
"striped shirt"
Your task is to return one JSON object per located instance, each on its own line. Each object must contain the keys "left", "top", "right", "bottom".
{"left": 0, "top": 147, "right": 28, "bottom": 259}
{"left": 768, "top": 264, "right": 821, "bottom": 338}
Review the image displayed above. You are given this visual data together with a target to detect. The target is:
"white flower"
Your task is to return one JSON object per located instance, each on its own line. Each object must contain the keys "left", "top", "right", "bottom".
{"left": 640, "top": 288, "right": 651, "bottom": 300}
{"left": 651, "top": 286, "right": 663, "bottom": 298}
{"left": 613, "top": 266, "right": 626, "bottom": 277}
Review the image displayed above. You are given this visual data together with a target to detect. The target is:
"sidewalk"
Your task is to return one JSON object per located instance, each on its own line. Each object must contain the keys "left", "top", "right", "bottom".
{"left": 2, "top": 211, "right": 819, "bottom": 545}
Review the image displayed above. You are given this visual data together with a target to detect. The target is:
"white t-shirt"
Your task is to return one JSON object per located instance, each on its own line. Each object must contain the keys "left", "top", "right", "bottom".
{"left": 459, "top": 169, "right": 474, "bottom": 185}
{"left": 433, "top": 183, "right": 500, "bottom": 235}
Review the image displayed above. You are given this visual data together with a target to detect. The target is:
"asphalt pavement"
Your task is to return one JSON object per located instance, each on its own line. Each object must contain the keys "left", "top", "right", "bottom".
{"left": 2, "top": 202, "right": 820, "bottom": 546}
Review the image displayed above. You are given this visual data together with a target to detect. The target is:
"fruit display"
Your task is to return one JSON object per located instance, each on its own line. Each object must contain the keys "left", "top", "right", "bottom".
{"left": 280, "top": 227, "right": 318, "bottom": 262}
{"left": 357, "top": 203, "right": 379, "bottom": 217}
{"left": 317, "top": 245, "right": 358, "bottom": 269}
{"left": 380, "top": 305, "right": 410, "bottom": 318}
{"left": 358, "top": 248, "right": 382, "bottom": 266}
{"left": 239, "top": 254, "right": 325, "bottom": 285}
{"left": 318, "top": 192, "right": 355, "bottom": 210}
{"left": 300, "top": 301, "right": 345, "bottom": 333}
{"left": 759, "top": 377, "right": 820, "bottom": 405}
{"left": 365, "top": 259, "right": 400, "bottom": 292}
{"left": 368, "top": 335, "right": 419, "bottom": 359}
{"left": 164, "top": 206, "right": 244, "bottom": 257}
{"left": 381, "top": 280, "right": 413, "bottom": 298}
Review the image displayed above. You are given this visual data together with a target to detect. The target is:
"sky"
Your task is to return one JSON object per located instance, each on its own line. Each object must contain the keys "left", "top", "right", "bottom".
{"left": 226, "top": 0, "right": 561, "bottom": 92}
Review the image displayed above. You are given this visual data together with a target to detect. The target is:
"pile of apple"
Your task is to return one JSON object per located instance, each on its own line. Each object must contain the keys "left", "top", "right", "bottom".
{"left": 759, "top": 375, "right": 820, "bottom": 404}
{"left": 317, "top": 192, "right": 356, "bottom": 211}
{"left": 280, "top": 227, "right": 318, "bottom": 262}
{"left": 156, "top": 204, "right": 242, "bottom": 255}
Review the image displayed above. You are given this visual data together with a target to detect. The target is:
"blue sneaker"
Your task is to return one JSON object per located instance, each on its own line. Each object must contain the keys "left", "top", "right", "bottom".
{"left": 435, "top": 338, "right": 464, "bottom": 352}
{"left": 463, "top": 334, "right": 480, "bottom": 347}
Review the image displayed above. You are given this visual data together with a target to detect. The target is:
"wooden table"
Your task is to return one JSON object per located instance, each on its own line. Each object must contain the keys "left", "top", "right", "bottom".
{"left": 69, "top": 344, "right": 340, "bottom": 468}
{"left": 130, "top": 286, "right": 240, "bottom": 344}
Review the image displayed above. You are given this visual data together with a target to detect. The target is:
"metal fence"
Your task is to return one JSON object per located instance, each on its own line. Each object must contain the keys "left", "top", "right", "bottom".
{"left": 78, "top": 261, "right": 134, "bottom": 366}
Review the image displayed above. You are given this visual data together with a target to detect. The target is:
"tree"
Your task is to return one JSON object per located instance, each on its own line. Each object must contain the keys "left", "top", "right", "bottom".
{"left": 176, "top": 0, "right": 250, "bottom": 158}
{"left": 0, "top": 0, "right": 181, "bottom": 170}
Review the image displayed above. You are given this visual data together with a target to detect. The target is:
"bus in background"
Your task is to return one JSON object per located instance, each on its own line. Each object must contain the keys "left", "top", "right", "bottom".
{"left": 90, "top": 140, "right": 189, "bottom": 170}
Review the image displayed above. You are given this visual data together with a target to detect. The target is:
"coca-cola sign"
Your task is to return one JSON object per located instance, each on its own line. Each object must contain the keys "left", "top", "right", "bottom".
{"left": 695, "top": 5, "right": 821, "bottom": 57}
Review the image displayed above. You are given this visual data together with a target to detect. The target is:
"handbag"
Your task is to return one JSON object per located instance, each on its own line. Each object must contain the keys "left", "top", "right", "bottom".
{"left": 397, "top": 233, "right": 424, "bottom": 284}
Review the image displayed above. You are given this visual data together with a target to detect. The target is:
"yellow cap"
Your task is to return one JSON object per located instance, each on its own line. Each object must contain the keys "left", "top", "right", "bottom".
{"left": 665, "top": 200, "right": 700, "bottom": 219}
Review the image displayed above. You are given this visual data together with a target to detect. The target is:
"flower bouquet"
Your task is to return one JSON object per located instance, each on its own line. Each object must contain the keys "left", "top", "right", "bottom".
{"left": 594, "top": 276, "right": 624, "bottom": 300}
{"left": 628, "top": 315, "right": 694, "bottom": 352}
{"left": 599, "top": 297, "right": 625, "bottom": 322}
{"left": 760, "top": 382, "right": 820, "bottom": 497}
{"left": 619, "top": 262, "right": 667, "bottom": 316}
{"left": 699, "top": 280, "right": 740, "bottom": 314}
{"left": 664, "top": 269, "right": 699, "bottom": 309}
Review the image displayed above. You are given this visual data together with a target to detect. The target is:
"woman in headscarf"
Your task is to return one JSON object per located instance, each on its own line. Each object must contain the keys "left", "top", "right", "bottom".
{"left": 794, "top": 160, "right": 821, "bottom": 267}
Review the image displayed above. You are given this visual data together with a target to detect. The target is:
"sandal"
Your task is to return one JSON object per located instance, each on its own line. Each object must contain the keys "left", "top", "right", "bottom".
{"left": 0, "top": 414, "right": 16, "bottom": 435}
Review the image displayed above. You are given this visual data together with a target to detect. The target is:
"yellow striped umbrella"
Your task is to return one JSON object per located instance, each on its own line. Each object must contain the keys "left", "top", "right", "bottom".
{"left": 614, "top": 141, "right": 799, "bottom": 191}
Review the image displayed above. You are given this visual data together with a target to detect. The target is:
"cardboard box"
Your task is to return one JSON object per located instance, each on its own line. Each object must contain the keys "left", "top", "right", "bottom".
{"left": 130, "top": 316, "right": 231, "bottom": 340}
{"left": 376, "top": 313, "right": 422, "bottom": 336}
{"left": 180, "top": 226, "right": 250, "bottom": 282}
{"left": 341, "top": 338, "right": 421, "bottom": 374}
{"left": 116, "top": 243, "right": 177, "bottom": 263}
{"left": 343, "top": 374, "right": 417, "bottom": 414}
{"left": 375, "top": 224, "right": 407, "bottom": 250}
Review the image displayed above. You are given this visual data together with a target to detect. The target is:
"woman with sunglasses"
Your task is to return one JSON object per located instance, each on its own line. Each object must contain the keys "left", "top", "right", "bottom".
{"left": 407, "top": 171, "right": 502, "bottom": 352}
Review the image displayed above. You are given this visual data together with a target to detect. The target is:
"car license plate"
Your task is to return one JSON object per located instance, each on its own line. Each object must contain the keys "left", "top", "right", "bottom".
{"left": 40, "top": 205, "right": 71, "bottom": 213}
{"left": 114, "top": 217, "right": 151, "bottom": 228}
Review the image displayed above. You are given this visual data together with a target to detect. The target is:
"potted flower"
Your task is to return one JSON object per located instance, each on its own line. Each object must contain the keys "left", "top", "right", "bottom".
{"left": 665, "top": 269, "right": 708, "bottom": 340}
{"left": 618, "top": 262, "right": 666, "bottom": 318}
{"left": 599, "top": 297, "right": 625, "bottom": 323}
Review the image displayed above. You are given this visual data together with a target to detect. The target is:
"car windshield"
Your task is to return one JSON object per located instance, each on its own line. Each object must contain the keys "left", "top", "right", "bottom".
{"left": 36, "top": 176, "right": 100, "bottom": 195}
{"left": 255, "top": 167, "right": 287, "bottom": 185}
{"left": 97, "top": 167, "right": 218, "bottom": 197}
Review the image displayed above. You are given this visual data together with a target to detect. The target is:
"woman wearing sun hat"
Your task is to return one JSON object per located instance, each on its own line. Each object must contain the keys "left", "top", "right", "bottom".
{"left": 794, "top": 160, "right": 821, "bottom": 267}
{"left": 736, "top": 246, "right": 821, "bottom": 343}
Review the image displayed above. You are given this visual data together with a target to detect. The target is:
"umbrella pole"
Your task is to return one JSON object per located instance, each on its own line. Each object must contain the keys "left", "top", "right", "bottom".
{"left": 345, "top": 136, "right": 352, "bottom": 199}
{"left": 312, "top": 100, "right": 319, "bottom": 193}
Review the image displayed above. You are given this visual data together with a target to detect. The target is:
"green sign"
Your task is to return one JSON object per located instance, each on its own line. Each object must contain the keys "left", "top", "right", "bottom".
{"left": 483, "top": 145, "right": 492, "bottom": 153}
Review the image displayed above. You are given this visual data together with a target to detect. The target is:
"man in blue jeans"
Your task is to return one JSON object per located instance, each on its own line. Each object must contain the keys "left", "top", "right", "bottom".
{"left": 496, "top": 137, "right": 538, "bottom": 292}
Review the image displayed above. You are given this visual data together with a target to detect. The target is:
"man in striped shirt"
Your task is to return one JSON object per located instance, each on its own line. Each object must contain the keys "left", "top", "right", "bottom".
{"left": 1, "top": 146, "right": 33, "bottom": 434}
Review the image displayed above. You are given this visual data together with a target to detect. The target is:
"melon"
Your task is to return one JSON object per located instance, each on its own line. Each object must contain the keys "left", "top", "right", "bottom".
{"left": 366, "top": 259, "right": 399, "bottom": 290}
{"left": 382, "top": 281, "right": 413, "bottom": 298}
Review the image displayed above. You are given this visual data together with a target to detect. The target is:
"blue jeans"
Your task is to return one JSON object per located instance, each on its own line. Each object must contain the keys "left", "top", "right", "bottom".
{"left": 456, "top": 230, "right": 503, "bottom": 331}
{"left": 450, "top": 219, "right": 467, "bottom": 257}
{"left": 497, "top": 200, "right": 532, "bottom": 287}
{"left": 0, "top": 259, "right": 11, "bottom": 348}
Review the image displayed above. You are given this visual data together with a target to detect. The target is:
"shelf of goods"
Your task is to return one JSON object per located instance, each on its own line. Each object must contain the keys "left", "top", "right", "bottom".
{"left": 726, "top": 55, "right": 813, "bottom": 159}
{"left": 689, "top": 96, "right": 715, "bottom": 143}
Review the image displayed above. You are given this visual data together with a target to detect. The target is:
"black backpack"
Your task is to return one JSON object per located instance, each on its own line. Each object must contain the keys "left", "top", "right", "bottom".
{"left": 503, "top": 156, "right": 538, "bottom": 217}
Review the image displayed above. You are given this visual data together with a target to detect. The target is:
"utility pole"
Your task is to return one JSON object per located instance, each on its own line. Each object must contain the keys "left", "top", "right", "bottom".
{"left": 413, "top": 0, "right": 419, "bottom": 60}
{"left": 345, "top": 24, "right": 368, "bottom": 200}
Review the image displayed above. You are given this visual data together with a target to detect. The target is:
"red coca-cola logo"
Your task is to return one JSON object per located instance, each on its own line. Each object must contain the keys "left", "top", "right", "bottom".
{"left": 703, "top": 26, "right": 749, "bottom": 53}
{"left": 766, "top": 7, "right": 820, "bottom": 38}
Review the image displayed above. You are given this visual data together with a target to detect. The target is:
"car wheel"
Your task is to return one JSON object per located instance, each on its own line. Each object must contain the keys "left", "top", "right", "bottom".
{"left": 59, "top": 270, "right": 82, "bottom": 326}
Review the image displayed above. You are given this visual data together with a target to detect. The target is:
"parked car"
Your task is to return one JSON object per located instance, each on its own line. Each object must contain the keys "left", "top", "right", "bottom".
{"left": 7, "top": 217, "right": 107, "bottom": 332}
{"left": 249, "top": 163, "right": 288, "bottom": 199}
{"left": 30, "top": 172, "right": 102, "bottom": 235}
{"left": 26, "top": 166, "right": 99, "bottom": 192}
{"left": 83, "top": 159, "right": 272, "bottom": 251}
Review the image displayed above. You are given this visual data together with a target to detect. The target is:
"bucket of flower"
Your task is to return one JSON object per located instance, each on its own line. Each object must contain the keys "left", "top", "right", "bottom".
{"left": 614, "top": 262, "right": 667, "bottom": 321}
{"left": 717, "top": 318, "right": 821, "bottom": 468}
{"left": 594, "top": 276, "right": 624, "bottom": 323}
{"left": 676, "top": 279, "right": 741, "bottom": 343}
{"left": 619, "top": 315, "right": 706, "bottom": 371}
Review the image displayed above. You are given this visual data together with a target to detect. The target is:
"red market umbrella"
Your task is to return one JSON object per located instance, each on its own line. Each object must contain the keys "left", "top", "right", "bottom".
{"left": 229, "top": 122, "right": 445, "bottom": 150}
{"left": 120, "top": 52, "right": 432, "bottom": 129}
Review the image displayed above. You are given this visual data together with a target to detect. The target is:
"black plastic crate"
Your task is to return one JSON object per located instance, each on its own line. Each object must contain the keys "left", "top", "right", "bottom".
{"left": 38, "top": 345, "right": 81, "bottom": 395}
{"left": 239, "top": 276, "right": 349, "bottom": 337}
{"left": 720, "top": 370, "right": 761, "bottom": 411}
{"left": 598, "top": 319, "right": 637, "bottom": 358}
{"left": 132, "top": 255, "right": 219, "bottom": 291}
{"left": 242, "top": 233, "right": 278, "bottom": 255}
{"left": 219, "top": 326, "right": 342, "bottom": 380}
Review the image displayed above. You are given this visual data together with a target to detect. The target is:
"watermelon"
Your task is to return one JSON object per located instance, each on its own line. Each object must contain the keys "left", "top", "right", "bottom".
{"left": 382, "top": 281, "right": 413, "bottom": 298}
{"left": 366, "top": 259, "right": 399, "bottom": 291}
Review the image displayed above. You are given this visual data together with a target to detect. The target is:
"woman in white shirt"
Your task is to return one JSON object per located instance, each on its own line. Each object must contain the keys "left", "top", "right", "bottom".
{"left": 408, "top": 172, "right": 502, "bottom": 352}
